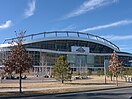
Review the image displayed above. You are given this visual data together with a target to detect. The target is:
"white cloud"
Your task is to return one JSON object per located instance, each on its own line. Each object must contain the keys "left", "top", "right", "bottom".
{"left": 0, "top": 20, "right": 12, "bottom": 29}
{"left": 59, "top": 25, "right": 76, "bottom": 31}
{"left": 64, "top": 0, "right": 118, "bottom": 19}
{"left": 24, "top": 0, "right": 36, "bottom": 18}
{"left": 101, "top": 34, "right": 132, "bottom": 41}
{"left": 49, "top": 24, "right": 76, "bottom": 31}
{"left": 81, "top": 20, "right": 132, "bottom": 32}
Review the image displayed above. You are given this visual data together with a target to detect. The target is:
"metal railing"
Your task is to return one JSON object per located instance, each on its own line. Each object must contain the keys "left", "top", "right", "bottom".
{"left": 3, "top": 31, "right": 120, "bottom": 51}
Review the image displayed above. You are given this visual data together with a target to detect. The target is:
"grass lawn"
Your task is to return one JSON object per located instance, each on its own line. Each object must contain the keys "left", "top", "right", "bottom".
{"left": 0, "top": 75, "right": 132, "bottom": 97}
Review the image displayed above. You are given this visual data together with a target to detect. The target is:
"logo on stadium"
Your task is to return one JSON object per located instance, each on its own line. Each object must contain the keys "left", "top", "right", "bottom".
{"left": 76, "top": 47, "right": 85, "bottom": 53}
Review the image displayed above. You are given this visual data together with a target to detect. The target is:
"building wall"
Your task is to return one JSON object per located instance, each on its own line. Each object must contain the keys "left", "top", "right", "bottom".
{"left": 0, "top": 39, "right": 132, "bottom": 76}
{"left": 25, "top": 40, "right": 114, "bottom": 53}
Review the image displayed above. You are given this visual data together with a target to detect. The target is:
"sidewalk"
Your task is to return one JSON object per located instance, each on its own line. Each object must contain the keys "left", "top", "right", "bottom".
{"left": 0, "top": 84, "right": 132, "bottom": 99}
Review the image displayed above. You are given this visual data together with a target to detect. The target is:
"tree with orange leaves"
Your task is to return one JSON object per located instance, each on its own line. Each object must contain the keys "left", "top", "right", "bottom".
{"left": 109, "top": 51, "right": 122, "bottom": 86}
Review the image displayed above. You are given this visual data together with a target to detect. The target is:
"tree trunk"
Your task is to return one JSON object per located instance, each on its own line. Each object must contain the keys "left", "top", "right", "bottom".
{"left": 61, "top": 73, "right": 64, "bottom": 83}
{"left": 19, "top": 71, "right": 22, "bottom": 93}
{"left": 110, "top": 74, "right": 112, "bottom": 81}
{"left": 124, "top": 76, "right": 127, "bottom": 82}
{"left": 104, "top": 75, "right": 107, "bottom": 84}
{"left": 0, "top": 75, "right": 2, "bottom": 83}
{"left": 0, "top": 78, "right": 2, "bottom": 83}
{"left": 62, "top": 79, "right": 64, "bottom": 83}
{"left": 116, "top": 75, "right": 118, "bottom": 86}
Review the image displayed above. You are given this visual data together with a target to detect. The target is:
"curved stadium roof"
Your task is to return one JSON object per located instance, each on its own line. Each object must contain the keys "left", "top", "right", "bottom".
{"left": 3, "top": 31, "right": 120, "bottom": 51}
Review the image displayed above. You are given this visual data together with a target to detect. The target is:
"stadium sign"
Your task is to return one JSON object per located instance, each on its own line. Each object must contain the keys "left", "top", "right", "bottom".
{"left": 71, "top": 46, "right": 89, "bottom": 53}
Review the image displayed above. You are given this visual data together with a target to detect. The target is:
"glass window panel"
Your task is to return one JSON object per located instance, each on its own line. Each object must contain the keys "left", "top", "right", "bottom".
{"left": 67, "top": 54, "right": 76, "bottom": 63}
{"left": 87, "top": 55, "right": 94, "bottom": 64}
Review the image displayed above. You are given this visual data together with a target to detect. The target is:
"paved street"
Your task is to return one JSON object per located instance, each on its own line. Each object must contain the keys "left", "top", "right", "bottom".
{"left": 4, "top": 87, "right": 132, "bottom": 99}
{"left": 0, "top": 76, "right": 57, "bottom": 83}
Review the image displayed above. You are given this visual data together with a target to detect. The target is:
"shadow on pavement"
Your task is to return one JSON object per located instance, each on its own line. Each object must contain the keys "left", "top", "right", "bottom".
{"left": 65, "top": 82, "right": 115, "bottom": 85}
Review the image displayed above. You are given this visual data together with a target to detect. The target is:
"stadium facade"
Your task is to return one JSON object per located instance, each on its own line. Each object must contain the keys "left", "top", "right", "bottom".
{"left": 0, "top": 31, "right": 132, "bottom": 76}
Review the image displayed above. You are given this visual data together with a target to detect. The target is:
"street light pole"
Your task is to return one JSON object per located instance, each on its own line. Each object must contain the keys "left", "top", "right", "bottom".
{"left": 40, "top": 51, "right": 44, "bottom": 82}
{"left": 104, "top": 60, "right": 108, "bottom": 84}
{"left": 80, "top": 58, "right": 82, "bottom": 75}
{"left": 104, "top": 66, "right": 107, "bottom": 84}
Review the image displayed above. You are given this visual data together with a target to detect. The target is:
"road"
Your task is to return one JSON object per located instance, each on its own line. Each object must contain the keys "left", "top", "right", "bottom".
{"left": 1, "top": 76, "right": 57, "bottom": 83}
{"left": 6, "top": 87, "right": 132, "bottom": 99}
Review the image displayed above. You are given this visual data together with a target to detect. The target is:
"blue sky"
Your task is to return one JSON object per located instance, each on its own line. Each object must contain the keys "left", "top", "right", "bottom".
{"left": 0, "top": 0, "right": 132, "bottom": 53}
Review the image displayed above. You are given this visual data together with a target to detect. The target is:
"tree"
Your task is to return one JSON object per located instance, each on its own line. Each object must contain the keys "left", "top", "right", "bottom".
{"left": 118, "top": 66, "right": 125, "bottom": 79}
{"left": 128, "top": 67, "right": 132, "bottom": 77}
{"left": 3, "top": 31, "right": 32, "bottom": 93}
{"left": 123, "top": 68, "right": 129, "bottom": 77}
{"left": 106, "top": 70, "right": 113, "bottom": 81}
{"left": 97, "top": 68, "right": 104, "bottom": 76}
{"left": 108, "top": 51, "right": 122, "bottom": 86}
{"left": 87, "top": 69, "right": 92, "bottom": 76}
{"left": 53, "top": 56, "right": 71, "bottom": 83}
{"left": 0, "top": 69, "right": 5, "bottom": 83}
{"left": 67, "top": 67, "right": 73, "bottom": 82}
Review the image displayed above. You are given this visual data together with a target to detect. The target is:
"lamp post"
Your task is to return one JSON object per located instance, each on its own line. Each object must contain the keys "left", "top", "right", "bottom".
{"left": 104, "top": 60, "right": 108, "bottom": 84}
{"left": 79, "top": 57, "right": 82, "bottom": 76}
{"left": 104, "top": 65, "right": 107, "bottom": 84}
{"left": 40, "top": 50, "right": 45, "bottom": 82}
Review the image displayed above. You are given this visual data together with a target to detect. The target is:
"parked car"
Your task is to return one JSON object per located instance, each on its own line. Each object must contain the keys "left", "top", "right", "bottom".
{"left": 2, "top": 75, "right": 15, "bottom": 79}
{"left": 2, "top": 75, "right": 27, "bottom": 80}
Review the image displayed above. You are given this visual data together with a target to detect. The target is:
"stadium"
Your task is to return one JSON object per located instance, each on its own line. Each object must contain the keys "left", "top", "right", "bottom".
{"left": 0, "top": 31, "right": 132, "bottom": 77}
